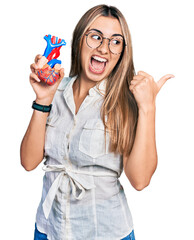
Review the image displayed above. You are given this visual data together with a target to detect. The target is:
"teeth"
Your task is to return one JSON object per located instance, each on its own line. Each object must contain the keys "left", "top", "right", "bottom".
{"left": 92, "top": 56, "right": 107, "bottom": 62}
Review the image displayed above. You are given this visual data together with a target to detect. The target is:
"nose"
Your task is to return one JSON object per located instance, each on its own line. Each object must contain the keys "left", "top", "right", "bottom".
{"left": 97, "top": 38, "right": 109, "bottom": 54}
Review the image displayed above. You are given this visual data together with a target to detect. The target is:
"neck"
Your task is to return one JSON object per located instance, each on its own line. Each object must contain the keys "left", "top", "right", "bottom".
{"left": 73, "top": 74, "right": 97, "bottom": 98}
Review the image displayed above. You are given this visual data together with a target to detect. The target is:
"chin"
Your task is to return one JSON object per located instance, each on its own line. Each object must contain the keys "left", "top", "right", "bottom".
{"left": 87, "top": 72, "right": 107, "bottom": 83}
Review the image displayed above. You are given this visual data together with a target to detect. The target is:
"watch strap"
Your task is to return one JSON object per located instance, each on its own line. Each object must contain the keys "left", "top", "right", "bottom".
{"left": 32, "top": 101, "right": 52, "bottom": 112}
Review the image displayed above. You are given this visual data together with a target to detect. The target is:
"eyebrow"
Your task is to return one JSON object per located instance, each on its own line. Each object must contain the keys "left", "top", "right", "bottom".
{"left": 88, "top": 28, "right": 124, "bottom": 38}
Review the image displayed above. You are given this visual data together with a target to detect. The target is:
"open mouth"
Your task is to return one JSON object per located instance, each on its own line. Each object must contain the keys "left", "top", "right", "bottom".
{"left": 89, "top": 55, "right": 108, "bottom": 74}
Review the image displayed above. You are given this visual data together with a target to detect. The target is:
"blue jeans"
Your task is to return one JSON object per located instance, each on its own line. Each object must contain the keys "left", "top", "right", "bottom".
{"left": 34, "top": 224, "right": 48, "bottom": 240}
{"left": 34, "top": 223, "right": 135, "bottom": 240}
{"left": 121, "top": 230, "right": 135, "bottom": 240}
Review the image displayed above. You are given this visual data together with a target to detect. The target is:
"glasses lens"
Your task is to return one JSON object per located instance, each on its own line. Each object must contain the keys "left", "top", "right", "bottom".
{"left": 86, "top": 31, "right": 124, "bottom": 54}
{"left": 86, "top": 32, "right": 102, "bottom": 49}
{"left": 110, "top": 37, "right": 124, "bottom": 54}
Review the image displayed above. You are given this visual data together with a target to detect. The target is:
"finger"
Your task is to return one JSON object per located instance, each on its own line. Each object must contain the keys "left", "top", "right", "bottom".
{"left": 137, "top": 71, "right": 154, "bottom": 81}
{"left": 30, "top": 72, "right": 41, "bottom": 82}
{"left": 132, "top": 75, "right": 145, "bottom": 81}
{"left": 54, "top": 64, "right": 61, "bottom": 71}
{"left": 34, "top": 54, "right": 42, "bottom": 63}
{"left": 129, "top": 84, "right": 134, "bottom": 93}
{"left": 58, "top": 68, "right": 65, "bottom": 82}
{"left": 130, "top": 79, "right": 141, "bottom": 85}
{"left": 157, "top": 74, "right": 175, "bottom": 91}
{"left": 54, "top": 68, "right": 65, "bottom": 87}
{"left": 59, "top": 68, "right": 65, "bottom": 78}
{"left": 131, "top": 77, "right": 148, "bottom": 85}
{"left": 129, "top": 81, "right": 138, "bottom": 92}
{"left": 30, "top": 63, "right": 39, "bottom": 73}
{"left": 35, "top": 56, "right": 48, "bottom": 69}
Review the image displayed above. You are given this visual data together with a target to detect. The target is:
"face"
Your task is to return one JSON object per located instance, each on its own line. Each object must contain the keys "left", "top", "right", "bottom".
{"left": 80, "top": 16, "right": 123, "bottom": 84}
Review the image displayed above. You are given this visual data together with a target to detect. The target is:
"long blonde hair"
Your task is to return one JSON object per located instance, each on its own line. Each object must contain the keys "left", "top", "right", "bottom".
{"left": 70, "top": 4, "right": 138, "bottom": 156}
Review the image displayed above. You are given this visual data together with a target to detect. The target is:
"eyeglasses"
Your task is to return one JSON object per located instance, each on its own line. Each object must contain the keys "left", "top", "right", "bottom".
{"left": 85, "top": 31, "right": 125, "bottom": 55}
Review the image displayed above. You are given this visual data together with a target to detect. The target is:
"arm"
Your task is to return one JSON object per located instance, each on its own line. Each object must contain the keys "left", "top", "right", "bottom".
{"left": 20, "top": 55, "right": 64, "bottom": 171}
{"left": 123, "top": 105, "right": 157, "bottom": 191}
{"left": 20, "top": 108, "right": 49, "bottom": 171}
{"left": 123, "top": 71, "right": 175, "bottom": 190}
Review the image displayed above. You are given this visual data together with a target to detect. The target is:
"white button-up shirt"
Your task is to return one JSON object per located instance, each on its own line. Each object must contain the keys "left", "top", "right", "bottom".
{"left": 35, "top": 76, "right": 134, "bottom": 240}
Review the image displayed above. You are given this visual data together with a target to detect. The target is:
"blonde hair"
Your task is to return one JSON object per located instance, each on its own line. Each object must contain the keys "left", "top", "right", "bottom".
{"left": 70, "top": 5, "right": 138, "bottom": 156}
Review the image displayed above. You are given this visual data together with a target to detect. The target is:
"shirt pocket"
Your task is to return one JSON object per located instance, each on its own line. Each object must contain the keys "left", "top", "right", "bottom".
{"left": 44, "top": 114, "right": 61, "bottom": 150}
{"left": 79, "top": 119, "right": 110, "bottom": 158}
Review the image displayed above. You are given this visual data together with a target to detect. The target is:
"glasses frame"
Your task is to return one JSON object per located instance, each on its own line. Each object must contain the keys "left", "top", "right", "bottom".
{"left": 85, "top": 31, "right": 126, "bottom": 55}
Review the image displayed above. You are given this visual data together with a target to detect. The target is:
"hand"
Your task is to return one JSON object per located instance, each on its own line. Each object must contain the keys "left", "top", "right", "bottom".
{"left": 30, "top": 55, "right": 65, "bottom": 105}
{"left": 129, "top": 71, "right": 175, "bottom": 111}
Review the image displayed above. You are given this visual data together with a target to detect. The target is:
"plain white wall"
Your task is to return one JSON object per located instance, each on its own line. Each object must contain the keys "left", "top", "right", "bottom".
{"left": 1, "top": 0, "right": 194, "bottom": 239}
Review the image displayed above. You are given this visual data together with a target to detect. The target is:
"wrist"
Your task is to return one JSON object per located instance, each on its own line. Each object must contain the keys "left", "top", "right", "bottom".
{"left": 35, "top": 97, "right": 53, "bottom": 106}
{"left": 32, "top": 100, "right": 52, "bottom": 113}
{"left": 138, "top": 104, "right": 156, "bottom": 115}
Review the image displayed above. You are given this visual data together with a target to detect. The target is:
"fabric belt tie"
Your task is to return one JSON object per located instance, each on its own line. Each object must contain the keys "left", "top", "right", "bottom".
{"left": 42, "top": 164, "right": 118, "bottom": 219}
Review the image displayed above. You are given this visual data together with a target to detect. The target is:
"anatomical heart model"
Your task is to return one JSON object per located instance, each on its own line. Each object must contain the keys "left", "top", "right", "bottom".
{"left": 36, "top": 34, "right": 66, "bottom": 85}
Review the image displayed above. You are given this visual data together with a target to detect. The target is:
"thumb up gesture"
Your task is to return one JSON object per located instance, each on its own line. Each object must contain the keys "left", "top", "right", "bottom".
{"left": 129, "top": 71, "right": 175, "bottom": 111}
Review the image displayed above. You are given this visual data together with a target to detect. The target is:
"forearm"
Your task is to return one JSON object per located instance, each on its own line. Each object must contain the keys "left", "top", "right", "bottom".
{"left": 20, "top": 110, "right": 49, "bottom": 171}
{"left": 124, "top": 105, "right": 157, "bottom": 190}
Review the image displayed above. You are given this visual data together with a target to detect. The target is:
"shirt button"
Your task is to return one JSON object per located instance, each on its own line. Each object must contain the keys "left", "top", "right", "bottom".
{"left": 66, "top": 134, "right": 70, "bottom": 139}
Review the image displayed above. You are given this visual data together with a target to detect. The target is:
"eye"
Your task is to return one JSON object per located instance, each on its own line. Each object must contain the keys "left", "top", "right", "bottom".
{"left": 91, "top": 34, "right": 102, "bottom": 41}
{"left": 111, "top": 38, "right": 122, "bottom": 46}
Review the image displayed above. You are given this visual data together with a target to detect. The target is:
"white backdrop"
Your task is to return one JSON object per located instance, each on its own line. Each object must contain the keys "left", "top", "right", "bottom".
{"left": 1, "top": 0, "right": 194, "bottom": 239}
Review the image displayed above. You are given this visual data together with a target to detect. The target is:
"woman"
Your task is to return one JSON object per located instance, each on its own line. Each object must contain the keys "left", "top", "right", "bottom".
{"left": 20, "top": 4, "right": 174, "bottom": 240}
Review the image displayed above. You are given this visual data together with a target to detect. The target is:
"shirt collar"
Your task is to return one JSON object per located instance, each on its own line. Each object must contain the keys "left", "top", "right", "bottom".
{"left": 89, "top": 78, "right": 107, "bottom": 97}
{"left": 58, "top": 76, "right": 107, "bottom": 97}
{"left": 57, "top": 76, "right": 77, "bottom": 92}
